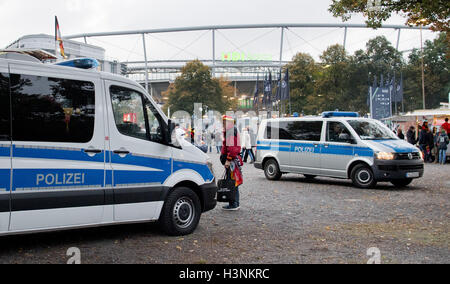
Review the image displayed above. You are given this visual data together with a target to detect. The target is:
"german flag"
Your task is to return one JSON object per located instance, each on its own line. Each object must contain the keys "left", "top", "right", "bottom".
{"left": 55, "top": 16, "right": 67, "bottom": 59}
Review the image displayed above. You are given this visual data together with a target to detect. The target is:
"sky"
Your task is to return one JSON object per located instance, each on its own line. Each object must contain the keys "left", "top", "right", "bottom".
{"left": 0, "top": 0, "right": 439, "bottom": 63}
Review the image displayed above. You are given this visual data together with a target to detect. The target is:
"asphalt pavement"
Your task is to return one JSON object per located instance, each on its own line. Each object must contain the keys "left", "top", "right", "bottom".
{"left": 0, "top": 153, "right": 448, "bottom": 264}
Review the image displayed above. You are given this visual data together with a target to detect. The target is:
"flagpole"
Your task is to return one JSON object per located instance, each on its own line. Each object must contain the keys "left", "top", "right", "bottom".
{"left": 55, "top": 16, "right": 58, "bottom": 61}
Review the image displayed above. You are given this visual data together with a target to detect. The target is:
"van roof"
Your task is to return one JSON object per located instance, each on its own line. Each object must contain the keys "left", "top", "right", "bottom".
{"left": 263, "top": 117, "right": 373, "bottom": 122}
{"left": 0, "top": 57, "right": 143, "bottom": 91}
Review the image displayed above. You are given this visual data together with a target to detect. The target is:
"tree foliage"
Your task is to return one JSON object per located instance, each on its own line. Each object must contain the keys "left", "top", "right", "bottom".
{"left": 286, "top": 33, "right": 449, "bottom": 116}
{"left": 329, "top": 0, "right": 450, "bottom": 32}
{"left": 162, "top": 60, "right": 235, "bottom": 114}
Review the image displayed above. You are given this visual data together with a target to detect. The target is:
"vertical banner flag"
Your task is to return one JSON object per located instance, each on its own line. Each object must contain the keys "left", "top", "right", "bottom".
{"left": 280, "top": 68, "right": 290, "bottom": 101}
{"left": 262, "top": 74, "right": 268, "bottom": 108}
{"left": 267, "top": 72, "right": 272, "bottom": 106}
{"left": 396, "top": 72, "right": 404, "bottom": 103}
{"left": 275, "top": 71, "right": 281, "bottom": 101}
{"left": 253, "top": 74, "right": 259, "bottom": 108}
{"left": 55, "top": 16, "right": 67, "bottom": 59}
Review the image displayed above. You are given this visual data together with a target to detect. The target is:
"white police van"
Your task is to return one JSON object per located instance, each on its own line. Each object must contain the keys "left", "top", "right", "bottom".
{"left": 254, "top": 112, "right": 424, "bottom": 188}
{"left": 0, "top": 57, "right": 217, "bottom": 236}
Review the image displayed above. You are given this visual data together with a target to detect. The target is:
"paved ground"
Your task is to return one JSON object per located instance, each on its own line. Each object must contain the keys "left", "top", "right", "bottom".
{"left": 0, "top": 153, "right": 448, "bottom": 264}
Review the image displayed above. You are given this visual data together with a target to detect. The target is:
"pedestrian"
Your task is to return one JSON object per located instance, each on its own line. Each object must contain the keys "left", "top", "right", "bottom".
{"left": 206, "top": 131, "right": 213, "bottom": 153}
{"left": 406, "top": 126, "right": 417, "bottom": 145}
{"left": 442, "top": 117, "right": 450, "bottom": 135}
{"left": 214, "top": 130, "right": 223, "bottom": 153}
{"left": 241, "top": 127, "right": 255, "bottom": 163}
{"left": 431, "top": 127, "right": 438, "bottom": 163}
{"left": 397, "top": 128, "right": 405, "bottom": 140}
{"left": 418, "top": 126, "right": 430, "bottom": 162}
{"left": 220, "top": 115, "right": 242, "bottom": 211}
{"left": 426, "top": 127, "right": 434, "bottom": 162}
{"left": 437, "top": 129, "right": 449, "bottom": 164}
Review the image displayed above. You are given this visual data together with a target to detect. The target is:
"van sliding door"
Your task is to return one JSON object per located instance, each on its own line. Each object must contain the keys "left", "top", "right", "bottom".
{"left": 8, "top": 64, "right": 106, "bottom": 232}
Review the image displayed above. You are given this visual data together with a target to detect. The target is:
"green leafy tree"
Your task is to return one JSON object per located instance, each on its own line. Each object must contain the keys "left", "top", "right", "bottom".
{"left": 162, "top": 60, "right": 232, "bottom": 114}
{"left": 285, "top": 53, "right": 320, "bottom": 114}
{"left": 329, "top": 0, "right": 449, "bottom": 32}
{"left": 404, "top": 32, "right": 450, "bottom": 110}
{"left": 316, "top": 44, "right": 350, "bottom": 112}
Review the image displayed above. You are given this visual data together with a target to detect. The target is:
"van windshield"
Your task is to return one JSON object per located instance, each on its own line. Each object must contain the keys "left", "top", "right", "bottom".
{"left": 348, "top": 120, "right": 397, "bottom": 140}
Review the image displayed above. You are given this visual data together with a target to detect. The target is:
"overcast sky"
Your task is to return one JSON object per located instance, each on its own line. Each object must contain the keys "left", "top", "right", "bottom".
{"left": 0, "top": 0, "right": 438, "bottom": 62}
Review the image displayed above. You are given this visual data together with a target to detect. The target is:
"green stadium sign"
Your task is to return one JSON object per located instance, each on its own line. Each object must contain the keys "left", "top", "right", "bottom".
{"left": 222, "top": 52, "right": 272, "bottom": 62}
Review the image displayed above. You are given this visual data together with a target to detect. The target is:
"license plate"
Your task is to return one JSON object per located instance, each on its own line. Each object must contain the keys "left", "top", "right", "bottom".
{"left": 406, "top": 172, "right": 419, "bottom": 178}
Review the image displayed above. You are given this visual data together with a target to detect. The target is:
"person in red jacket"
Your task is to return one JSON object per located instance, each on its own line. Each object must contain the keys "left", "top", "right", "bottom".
{"left": 442, "top": 118, "right": 450, "bottom": 135}
{"left": 221, "top": 115, "right": 242, "bottom": 211}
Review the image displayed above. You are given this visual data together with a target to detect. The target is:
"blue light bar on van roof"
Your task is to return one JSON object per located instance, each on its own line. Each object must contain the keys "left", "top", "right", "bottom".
{"left": 322, "top": 111, "right": 359, "bottom": 118}
{"left": 55, "top": 58, "right": 99, "bottom": 70}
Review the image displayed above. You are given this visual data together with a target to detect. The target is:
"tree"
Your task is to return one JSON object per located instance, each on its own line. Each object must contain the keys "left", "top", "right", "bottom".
{"left": 285, "top": 53, "right": 320, "bottom": 114}
{"left": 329, "top": 0, "right": 449, "bottom": 32}
{"left": 316, "top": 44, "right": 351, "bottom": 112}
{"left": 404, "top": 32, "right": 450, "bottom": 110}
{"left": 162, "top": 60, "right": 232, "bottom": 114}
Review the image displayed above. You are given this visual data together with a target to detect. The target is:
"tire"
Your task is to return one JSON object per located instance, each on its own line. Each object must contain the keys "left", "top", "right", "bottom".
{"left": 351, "top": 164, "right": 377, "bottom": 189}
{"left": 304, "top": 175, "right": 317, "bottom": 179}
{"left": 264, "top": 159, "right": 282, "bottom": 180}
{"left": 159, "top": 187, "right": 201, "bottom": 236}
{"left": 391, "top": 179, "right": 413, "bottom": 187}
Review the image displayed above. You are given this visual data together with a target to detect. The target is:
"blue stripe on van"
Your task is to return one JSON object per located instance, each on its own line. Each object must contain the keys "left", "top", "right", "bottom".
{"left": 13, "top": 146, "right": 105, "bottom": 163}
{"left": 173, "top": 160, "right": 214, "bottom": 182}
{"left": 12, "top": 169, "right": 104, "bottom": 191}
{"left": 0, "top": 146, "right": 10, "bottom": 158}
{"left": 257, "top": 141, "right": 374, "bottom": 157}
{"left": 7, "top": 146, "right": 213, "bottom": 189}
{"left": 0, "top": 169, "right": 10, "bottom": 191}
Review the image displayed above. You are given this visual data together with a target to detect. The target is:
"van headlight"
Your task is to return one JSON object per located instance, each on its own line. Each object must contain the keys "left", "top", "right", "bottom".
{"left": 418, "top": 151, "right": 424, "bottom": 160}
{"left": 206, "top": 159, "right": 216, "bottom": 180}
{"left": 375, "top": 152, "right": 395, "bottom": 160}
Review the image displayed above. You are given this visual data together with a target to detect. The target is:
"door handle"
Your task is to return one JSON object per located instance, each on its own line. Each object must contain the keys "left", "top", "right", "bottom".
{"left": 324, "top": 143, "right": 329, "bottom": 148}
{"left": 84, "top": 149, "right": 102, "bottom": 154}
{"left": 113, "top": 150, "right": 130, "bottom": 155}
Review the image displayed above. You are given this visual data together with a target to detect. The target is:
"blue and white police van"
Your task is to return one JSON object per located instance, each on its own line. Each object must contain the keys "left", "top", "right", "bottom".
{"left": 0, "top": 57, "right": 217, "bottom": 236}
{"left": 254, "top": 112, "right": 424, "bottom": 188}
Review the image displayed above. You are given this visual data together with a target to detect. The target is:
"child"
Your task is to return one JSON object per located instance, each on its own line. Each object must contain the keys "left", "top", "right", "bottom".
{"left": 437, "top": 129, "right": 449, "bottom": 165}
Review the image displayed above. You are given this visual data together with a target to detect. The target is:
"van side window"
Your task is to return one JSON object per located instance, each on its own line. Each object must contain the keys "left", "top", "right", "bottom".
{"left": 265, "top": 121, "right": 323, "bottom": 141}
{"left": 265, "top": 122, "right": 293, "bottom": 140}
{"left": 110, "top": 86, "right": 148, "bottom": 140}
{"left": 0, "top": 73, "right": 11, "bottom": 141}
{"left": 144, "top": 98, "right": 164, "bottom": 143}
{"left": 9, "top": 74, "right": 95, "bottom": 143}
{"left": 110, "top": 86, "right": 164, "bottom": 143}
{"left": 327, "top": 121, "right": 352, "bottom": 143}
{"left": 288, "top": 121, "right": 323, "bottom": 141}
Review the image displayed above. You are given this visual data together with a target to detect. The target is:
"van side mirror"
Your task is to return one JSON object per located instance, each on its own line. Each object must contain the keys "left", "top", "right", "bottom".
{"left": 165, "top": 119, "right": 174, "bottom": 145}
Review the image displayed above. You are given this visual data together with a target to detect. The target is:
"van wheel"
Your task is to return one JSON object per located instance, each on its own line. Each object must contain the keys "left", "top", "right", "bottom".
{"left": 391, "top": 179, "right": 413, "bottom": 187}
{"left": 264, "top": 159, "right": 282, "bottom": 180}
{"left": 159, "top": 187, "right": 201, "bottom": 236}
{"left": 351, "top": 164, "right": 377, "bottom": 188}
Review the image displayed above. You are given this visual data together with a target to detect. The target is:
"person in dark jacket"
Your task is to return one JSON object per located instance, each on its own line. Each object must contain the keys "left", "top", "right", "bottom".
{"left": 221, "top": 115, "right": 242, "bottom": 211}
{"left": 397, "top": 128, "right": 405, "bottom": 140}
{"left": 419, "top": 127, "right": 433, "bottom": 162}
{"left": 406, "top": 126, "right": 417, "bottom": 145}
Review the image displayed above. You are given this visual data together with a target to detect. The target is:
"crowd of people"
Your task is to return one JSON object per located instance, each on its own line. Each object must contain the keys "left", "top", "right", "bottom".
{"left": 402, "top": 118, "right": 449, "bottom": 164}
